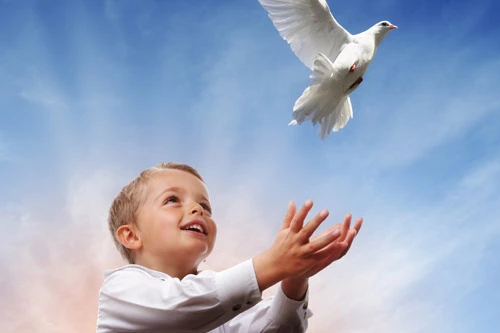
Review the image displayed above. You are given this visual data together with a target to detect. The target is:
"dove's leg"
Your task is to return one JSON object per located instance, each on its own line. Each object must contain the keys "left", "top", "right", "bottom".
{"left": 349, "top": 64, "right": 356, "bottom": 72}
{"left": 348, "top": 77, "right": 363, "bottom": 90}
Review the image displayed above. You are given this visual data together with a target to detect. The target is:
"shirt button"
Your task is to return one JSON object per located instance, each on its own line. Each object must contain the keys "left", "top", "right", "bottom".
{"left": 302, "top": 301, "right": 308, "bottom": 310}
{"left": 232, "top": 304, "right": 242, "bottom": 311}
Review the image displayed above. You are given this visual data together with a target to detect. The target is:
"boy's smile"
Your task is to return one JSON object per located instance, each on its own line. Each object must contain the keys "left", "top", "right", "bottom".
{"left": 181, "top": 219, "right": 208, "bottom": 235}
{"left": 133, "top": 169, "right": 217, "bottom": 276}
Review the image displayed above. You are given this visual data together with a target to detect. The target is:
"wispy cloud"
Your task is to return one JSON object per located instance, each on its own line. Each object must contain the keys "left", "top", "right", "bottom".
{"left": 18, "top": 79, "right": 68, "bottom": 110}
{"left": 305, "top": 156, "right": 500, "bottom": 333}
{"left": 0, "top": 135, "right": 9, "bottom": 161}
{"left": 0, "top": 167, "right": 124, "bottom": 333}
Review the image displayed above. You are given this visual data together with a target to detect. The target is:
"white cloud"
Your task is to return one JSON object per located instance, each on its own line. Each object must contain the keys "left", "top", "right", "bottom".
{"left": 0, "top": 135, "right": 9, "bottom": 161}
{"left": 17, "top": 68, "right": 69, "bottom": 112}
{"left": 0, "top": 167, "right": 124, "bottom": 333}
{"left": 19, "top": 89, "right": 67, "bottom": 109}
{"left": 104, "top": 0, "right": 122, "bottom": 21}
{"left": 303, "top": 156, "right": 500, "bottom": 332}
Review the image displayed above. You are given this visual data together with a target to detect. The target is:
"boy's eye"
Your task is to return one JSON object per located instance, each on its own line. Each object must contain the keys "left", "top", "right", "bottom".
{"left": 201, "top": 203, "right": 212, "bottom": 214}
{"left": 164, "top": 196, "right": 179, "bottom": 205}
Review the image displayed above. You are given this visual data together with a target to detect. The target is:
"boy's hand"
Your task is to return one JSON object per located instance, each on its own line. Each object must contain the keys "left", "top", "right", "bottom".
{"left": 293, "top": 213, "right": 363, "bottom": 279}
{"left": 280, "top": 208, "right": 362, "bottom": 300}
{"left": 253, "top": 200, "right": 362, "bottom": 292}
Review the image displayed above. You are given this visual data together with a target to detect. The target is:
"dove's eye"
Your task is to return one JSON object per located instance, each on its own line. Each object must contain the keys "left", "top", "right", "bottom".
{"left": 381, "top": 22, "right": 389, "bottom": 27}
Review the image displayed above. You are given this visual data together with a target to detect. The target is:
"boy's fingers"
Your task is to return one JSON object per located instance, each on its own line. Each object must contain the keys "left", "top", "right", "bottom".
{"left": 301, "top": 209, "right": 329, "bottom": 239}
{"left": 339, "top": 214, "right": 352, "bottom": 241}
{"left": 302, "top": 218, "right": 363, "bottom": 276}
{"left": 344, "top": 228, "right": 357, "bottom": 246}
{"left": 307, "top": 228, "right": 340, "bottom": 253}
{"left": 280, "top": 201, "right": 296, "bottom": 230}
{"left": 343, "top": 218, "right": 362, "bottom": 247}
{"left": 353, "top": 217, "right": 363, "bottom": 234}
{"left": 290, "top": 200, "right": 313, "bottom": 233}
{"left": 339, "top": 226, "right": 360, "bottom": 257}
{"left": 311, "top": 241, "right": 346, "bottom": 263}
{"left": 310, "top": 224, "right": 340, "bottom": 242}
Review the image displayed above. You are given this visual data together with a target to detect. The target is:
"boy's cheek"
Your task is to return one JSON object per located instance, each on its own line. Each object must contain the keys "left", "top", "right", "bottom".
{"left": 209, "top": 229, "right": 217, "bottom": 251}
{"left": 208, "top": 219, "right": 217, "bottom": 236}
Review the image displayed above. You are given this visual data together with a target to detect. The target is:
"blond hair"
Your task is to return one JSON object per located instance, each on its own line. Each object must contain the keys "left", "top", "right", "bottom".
{"left": 108, "top": 162, "right": 204, "bottom": 263}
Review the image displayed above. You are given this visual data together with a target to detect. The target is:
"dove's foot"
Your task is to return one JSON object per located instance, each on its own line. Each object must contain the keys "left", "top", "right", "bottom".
{"left": 348, "top": 77, "right": 363, "bottom": 90}
{"left": 349, "top": 64, "right": 356, "bottom": 72}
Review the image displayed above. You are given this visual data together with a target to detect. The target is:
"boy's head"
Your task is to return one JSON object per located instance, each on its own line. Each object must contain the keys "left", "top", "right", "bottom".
{"left": 108, "top": 162, "right": 216, "bottom": 270}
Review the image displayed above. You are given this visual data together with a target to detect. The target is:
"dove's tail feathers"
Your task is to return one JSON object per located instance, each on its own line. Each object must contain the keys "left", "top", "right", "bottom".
{"left": 292, "top": 87, "right": 313, "bottom": 123}
{"left": 292, "top": 53, "right": 335, "bottom": 124}
{"left": 292, "top": 89, "right": 352, "bottom": 140}
{"left": 292, "top": 86, "right": 328, "bottom": 125}
{"left": 310, "top": 53, "right": 335, "bottom": 86}
{"left": 316, "top": 97, "right": 353, "bottom": 140}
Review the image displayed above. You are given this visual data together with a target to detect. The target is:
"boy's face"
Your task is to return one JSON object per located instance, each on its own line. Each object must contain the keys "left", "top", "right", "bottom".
{"left": 135, "top": 169, "right": 216, "bottom": 269}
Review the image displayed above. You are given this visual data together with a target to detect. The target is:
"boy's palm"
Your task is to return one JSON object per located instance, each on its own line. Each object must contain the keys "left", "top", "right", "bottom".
{"left": 276, "top": 200, "right": 363, "bottom": 279}
{"left": 297, "top": 215, "right": 362, "bottom": 278}
{"left": 253, "top": 200, "right": 362, "bottom": 292}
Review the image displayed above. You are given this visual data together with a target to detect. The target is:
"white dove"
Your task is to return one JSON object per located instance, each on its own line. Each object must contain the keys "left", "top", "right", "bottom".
{"left": 259, "top": 0, "right": 397, "bottom": 139}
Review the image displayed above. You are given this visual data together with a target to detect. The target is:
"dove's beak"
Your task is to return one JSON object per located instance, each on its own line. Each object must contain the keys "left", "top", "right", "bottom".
{"left": 390, "top": 24, "right": 398, "bottom": 29}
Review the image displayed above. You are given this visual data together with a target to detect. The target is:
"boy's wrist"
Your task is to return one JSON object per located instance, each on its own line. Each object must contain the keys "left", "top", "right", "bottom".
{"left": 281, "top": 277, "right": 308, "bottom": 301}
{"left": 253, "top": 250, "right": 285, "bottom": 292}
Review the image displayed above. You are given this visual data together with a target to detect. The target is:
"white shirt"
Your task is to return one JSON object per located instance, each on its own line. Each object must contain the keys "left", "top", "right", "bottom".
{"left": 97, "top": 259, "right": 312, "bottom": 332}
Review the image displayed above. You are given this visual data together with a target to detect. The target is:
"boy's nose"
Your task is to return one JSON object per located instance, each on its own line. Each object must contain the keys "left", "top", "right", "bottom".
{"left": 190, "top": 204, "right": 204, "bottom": 216}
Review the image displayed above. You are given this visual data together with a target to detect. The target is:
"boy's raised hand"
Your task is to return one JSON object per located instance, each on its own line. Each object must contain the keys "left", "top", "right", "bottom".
{"left": 253, "top": 200, "right": 362, "bottom": 292}
{"left": 294, "top": 212, "right": 363, "bottom": 280}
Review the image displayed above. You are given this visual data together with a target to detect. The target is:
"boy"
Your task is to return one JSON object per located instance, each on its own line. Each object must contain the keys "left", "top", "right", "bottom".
{"left": 97, "top": 162, "right": 362, "bottom": 332}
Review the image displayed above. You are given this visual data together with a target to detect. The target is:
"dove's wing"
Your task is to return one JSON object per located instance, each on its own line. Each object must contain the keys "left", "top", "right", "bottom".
{"left": 259, "top": 0, "right": 353, "bottom": 69}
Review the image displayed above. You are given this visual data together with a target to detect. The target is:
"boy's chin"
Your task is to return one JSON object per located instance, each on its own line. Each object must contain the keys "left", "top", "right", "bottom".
{"left": 184, "top": 242, "right": 211, "bottom": 259}
{"left": 183, "top": 235, "right": 211, "bottom": 252}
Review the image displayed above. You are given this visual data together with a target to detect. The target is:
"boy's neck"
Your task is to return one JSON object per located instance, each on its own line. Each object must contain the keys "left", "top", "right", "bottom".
{"left": 135, "top": 256, "right": 199, "bottom": 279}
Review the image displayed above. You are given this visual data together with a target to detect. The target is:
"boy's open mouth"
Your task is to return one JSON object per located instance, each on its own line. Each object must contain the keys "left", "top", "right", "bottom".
{"left": 181, "top": 223, "right": 207, "bottom": 235}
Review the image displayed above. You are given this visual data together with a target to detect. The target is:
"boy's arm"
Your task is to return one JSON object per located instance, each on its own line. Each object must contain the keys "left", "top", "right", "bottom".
{"left": 97, "top": 259, "right": 263, "bottom": 332}
{"left": 97, "top": 261, "right": 313, "bottom": 333}
{"left": 223, "top": 283, "right": 312, "bottom": 332}
{"left": 281, "top": 277, "right": 308, "bottom": 301}
{"left": 221, "top": 202, "right": 362, "bottom": 333}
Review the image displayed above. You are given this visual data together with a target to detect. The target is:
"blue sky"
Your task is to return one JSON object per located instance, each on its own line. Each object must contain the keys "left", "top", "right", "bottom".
{"left": 1, "top": 0, "right": 499, "bottom": 332}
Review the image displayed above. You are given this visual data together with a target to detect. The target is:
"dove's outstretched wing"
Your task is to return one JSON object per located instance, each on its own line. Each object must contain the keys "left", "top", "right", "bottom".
{"left": 259, "top": 0, "right": 352, "bottom": 70}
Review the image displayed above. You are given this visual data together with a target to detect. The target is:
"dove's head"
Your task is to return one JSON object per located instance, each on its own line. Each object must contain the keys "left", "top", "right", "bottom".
{"left": 371, "top": 20, "right": 397, "bottom": 46}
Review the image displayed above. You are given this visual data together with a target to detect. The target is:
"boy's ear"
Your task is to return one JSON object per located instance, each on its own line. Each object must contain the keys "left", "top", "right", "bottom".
{"left": 116, "top": 224, "right": 142, "bottom": 250}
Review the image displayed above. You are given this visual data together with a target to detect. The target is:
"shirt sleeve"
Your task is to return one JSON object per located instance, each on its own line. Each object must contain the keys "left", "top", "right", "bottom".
{"left": 97, "top": 259, "right": 262, "bottom": 332}
{"left": 224, "top": 285, "right": 313, "bottom": 332}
